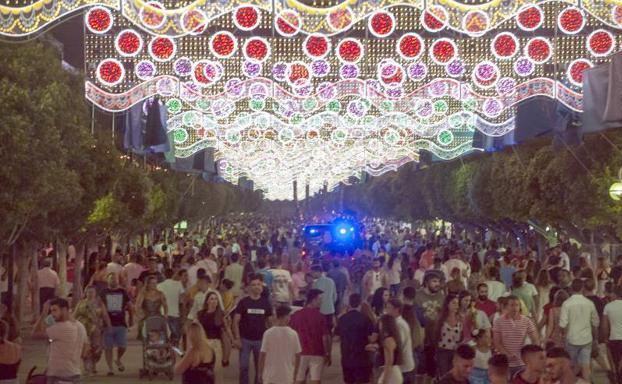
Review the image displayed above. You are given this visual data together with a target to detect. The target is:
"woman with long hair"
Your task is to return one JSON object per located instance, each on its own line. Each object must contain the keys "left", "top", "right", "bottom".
{"left": 545, "top": 289, "right": 569, "bottom": 347}
{"left": 377, "top": 314, "right": 403, "bottom": 384}
{"left": 136, "top": 276, "right": 168, "bottom": 339}
{"left": 197, "top": 292, "right": 233, "bottom": 382}
{"left": 0, "top": 320, "right": 20, "bottom": 384}
{"left": 595, "top": 257, "right": 611, "bottom": 297}
{"left": 435, "top": 294, "right": 462, "bottom": 377}
{"left": 534, "top": 269, "right": 552, "bottom": 317}
{"left": 73, "top": 285, "right": 111, "bottom": 374}
{"left": 371, "top": 287, "right": 390, "bottom": 317}
{"left": 175, "top": 322, "right": 215, "bottom": 384}
{"left": 385, "top": 254, "right": 402, "bottom": 297}
{"left": 458, "top": 290, "right": 490, "bottom": 344}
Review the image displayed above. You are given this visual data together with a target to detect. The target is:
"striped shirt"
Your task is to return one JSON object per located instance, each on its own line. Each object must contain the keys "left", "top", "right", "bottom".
{"left": 492, "top": 315, "right": 537, "bottom": 367}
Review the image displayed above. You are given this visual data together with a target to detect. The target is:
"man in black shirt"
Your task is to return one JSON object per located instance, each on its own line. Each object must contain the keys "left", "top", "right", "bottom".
{"left": 611, "top": 256, "right": 622, "bottom": 285}
{"left": 233, "top": 273, "right": 272, "bottom": 384}
{"left": 437, "top": 344, "right": 475, "bottom": 384}
{"left": 335, "top": 293, "right": 376, "bottom": 384}
{"left": 101, "top": 273, "right": 131, "bottom": 376}
{"left": 138, "top": 257, "right": 164, "bottom": 283}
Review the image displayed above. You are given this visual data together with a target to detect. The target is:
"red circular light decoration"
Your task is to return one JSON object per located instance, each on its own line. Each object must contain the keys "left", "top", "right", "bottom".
{"left": 337, "top": 39, "right": 363, "bottom": 63}
{"left": 275, "top": 10, "right": 300, "bottom": 37}
{"left": 397, "top": 33, "right": 423, "bottom": 60}
{"left": 525, "top": 37, "right": 552, "bottom": 64}
{"left": 149, "top": 36, "right": 175, "bottom": 62}
{"left": 86, "top": 7, "right": 113, "bottom": 34}
{"left": 588, "top": 30, "right": 615, "bottom": 57}
{"left": 558, "top": 7, "right": 585, "bottom": 35}
{"left": 97, "top": 59, "right": 124, "bottom": 86}
{"left": 516, "top": 5, "right": 543, "bottom": 31}
{"left": 567, "top": 59, "right": 593, "bottom": 87}
{"left": 303, "top": 34, "right": 330, "bottom": 59}
{"left": 368, "top": 11, "right": 395, "bottom": 37}
{"left": 421, "top": 6, "right": 447, "bottom": 32}
{"left": 210, "top": 31, "right": 237, "bottom": 58}
{"left": 491, "top": 32, "right": 518, "bottom": 59}
{"left": 288, "top": 62, "right": 310, "bottom": 86}
{"left": 430, "top": 39, "right": 457, "bottom": 64}
{"left": 115, "top": 29, "right": 142, "bottom": 57}
{"left": 234, "top": 6, "right": 260, "bottom": 31}
{"left": 244, "top": 37, "right": 270, "bottom": 63}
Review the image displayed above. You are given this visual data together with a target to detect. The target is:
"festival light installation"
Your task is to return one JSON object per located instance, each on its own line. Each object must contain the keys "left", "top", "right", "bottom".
{"left": 2, "top": 0, "right": 621, "bottom": 199}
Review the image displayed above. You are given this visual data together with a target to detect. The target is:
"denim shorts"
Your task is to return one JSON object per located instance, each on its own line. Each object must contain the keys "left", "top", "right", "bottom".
{"left": 566, "top": 342, "right": 592, "bottom": 366}
{"left": 104, "top": 326, "right": 128, "bottom": 349}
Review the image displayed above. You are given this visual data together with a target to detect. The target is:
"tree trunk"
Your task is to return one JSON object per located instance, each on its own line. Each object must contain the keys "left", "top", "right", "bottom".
{"left": 16, "top": 243, "right": 29, "bottom": 324}
{"left": 31, "top": 246, "right": 40, "bottom": 319}
{"left": 72, "top": 242, "right": 84, "bottom": 307}
{"left": 58, "top": 240, "right": 67, "bottom": 298}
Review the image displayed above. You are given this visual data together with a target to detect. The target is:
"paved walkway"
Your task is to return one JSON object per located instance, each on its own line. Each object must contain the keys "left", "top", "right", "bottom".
{"left": 17, "top": 327, "right": 612, "bottom": 383}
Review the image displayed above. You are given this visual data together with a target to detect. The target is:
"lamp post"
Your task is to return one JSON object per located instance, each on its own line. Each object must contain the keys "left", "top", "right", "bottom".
{"left": 609, "top": 167, "right": 622, "bottom": 201}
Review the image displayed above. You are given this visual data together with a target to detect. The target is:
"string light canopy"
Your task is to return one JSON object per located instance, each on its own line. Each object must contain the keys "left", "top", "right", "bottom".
{"left": 3, "top": 0, "right": 621, "bottom": 199}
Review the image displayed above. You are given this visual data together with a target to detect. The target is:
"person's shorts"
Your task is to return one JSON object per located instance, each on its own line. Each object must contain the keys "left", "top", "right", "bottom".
{"left": 296, "top": 355, "right": 325, "bottom": 381}
{"left": 104, "top": 326, "right": 128, "bottom": 349}
{"left": 566, "top": 342, "right": 592, "bottom": 366}
{"left": 167, "top": 317, "right": 182, "bottom": 341}
{"left": 342, "top": 365, "right": 372, "bottom": 383}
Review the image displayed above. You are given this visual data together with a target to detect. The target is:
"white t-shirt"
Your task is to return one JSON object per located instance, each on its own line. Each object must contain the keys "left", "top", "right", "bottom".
{"left": 396, "top": 316, "right": 415, "bottom": 373}
{"left": 604, "top": 300, "right": 622, "bottom": 340}
{"left": 270, "top": 268, "right": 293, "bottom": 303}
{"left": 560, "top": 252, "right": 570, "bottom": 271}
{"left": 46, "top": 320, "right": 88, "bottom": 377}
{"left": 261, "top": 326, "right": 301, "bottom": 384}
{"left": 157, "top": 279, "right": 184, "bottom": 317}
{"left": 197, "top": 259, "right": 218, "bottom": 279}
{"left": 485, "top": 280, "right": 507, "bottom": 303}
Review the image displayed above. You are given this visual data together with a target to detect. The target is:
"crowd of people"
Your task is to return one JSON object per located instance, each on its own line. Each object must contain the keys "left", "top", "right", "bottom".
{"left": 1, "top": 215, "right": 622, "bottom": 384}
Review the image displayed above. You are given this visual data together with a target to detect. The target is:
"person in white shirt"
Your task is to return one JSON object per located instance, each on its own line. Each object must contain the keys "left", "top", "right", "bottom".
{"left": 37, "top": 259, "right": 60, "bottom": 312}
{"left": 559, "top": 279, "right": 599, "bottom": 382}
{"left": 602, "top": 285, "right": 622, "bottom": 381}
{"left": 362, "top": 258, "right": 387, "bottom": 301}
{"left": 269, "top": 256, "right": 295, "bottom": 305}
{"left": 385, "top": 298, "right": 415, "bottom": 381}
{"left": 259, "top": 305, "right": 301, "bottom": 384}
{"left": 196, "top": 254, "right": 219, "bottom": 284}
{"left": 157, "top": 268, "right": 185, "bottom": 345}
{"left": 107, "top": 251, "right": 127, "bottom": 287}
{"left": 484, "top": 267, "right": 507, "bottom": 303}
{"left": 444, "top": 251, "right": 471, "bottom": 286}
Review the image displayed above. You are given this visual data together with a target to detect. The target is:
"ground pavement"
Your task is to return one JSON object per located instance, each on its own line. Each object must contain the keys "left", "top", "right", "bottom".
{"left": 18, "top": 334, "right": 613, "bottom": 384}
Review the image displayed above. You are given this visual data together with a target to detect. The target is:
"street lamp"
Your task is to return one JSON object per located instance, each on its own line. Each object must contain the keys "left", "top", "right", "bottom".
{"left": 609, "top": 168, "right": 622, "bottom": 201}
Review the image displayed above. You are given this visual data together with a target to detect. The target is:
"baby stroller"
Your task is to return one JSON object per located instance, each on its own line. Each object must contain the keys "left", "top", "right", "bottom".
{"left": 139, "top": 315, "right": 175, "bottom": 380}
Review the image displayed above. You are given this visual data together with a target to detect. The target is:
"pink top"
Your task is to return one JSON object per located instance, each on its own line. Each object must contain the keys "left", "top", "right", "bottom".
{"left": 37, "top": 267, "right": 60, "bottom": 289}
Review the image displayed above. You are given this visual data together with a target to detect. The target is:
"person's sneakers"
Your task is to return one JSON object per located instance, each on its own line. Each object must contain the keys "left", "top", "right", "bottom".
{"left": 116, "top": 360, "right": 125, "bottom": 372}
